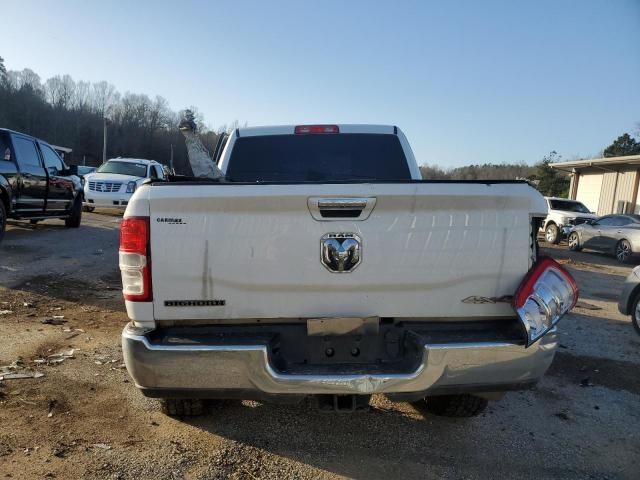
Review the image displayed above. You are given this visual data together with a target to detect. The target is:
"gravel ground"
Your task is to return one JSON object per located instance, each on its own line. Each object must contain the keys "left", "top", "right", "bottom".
{"left": 1, "top": 214, "right": 639, "bottom": 479}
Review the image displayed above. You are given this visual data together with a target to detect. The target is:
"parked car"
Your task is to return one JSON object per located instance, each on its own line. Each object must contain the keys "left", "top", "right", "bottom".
{"left": 0, "top": 128, "right": 83, "bottom": 243}
{"left": 541, "top": 197, "right": 598, "bottom": 244}
{"left": 567, "top": 214, "right": 640, "bottom": 263}
{"left": 119, "top": 124, "right": 577, "bottom": 418}
{"left": 77, "top": 165, "right": 97, "bottom": 179}
{"left": 83, "top": 158, "right": 165, "bottom": 211}
{"left": 618, "top": 266, "right": 640, "bottom": 334}
{"left": 76, "top": 166, "right": 97, "bottom": 211}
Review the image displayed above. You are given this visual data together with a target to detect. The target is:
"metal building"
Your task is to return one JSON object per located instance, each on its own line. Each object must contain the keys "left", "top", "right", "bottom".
{"left": 550, "top": 155, "right": 640, "bottom": 215}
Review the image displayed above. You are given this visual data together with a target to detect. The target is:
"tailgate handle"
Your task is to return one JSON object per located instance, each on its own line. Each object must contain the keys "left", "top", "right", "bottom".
{"left": 318, "top": 199, "right": 368, "bottom": 218}
{"left": 318, "top": 199, "right": 368, "bottom": 209}
{"left": 308, "top": 197, "right": 377, "bottom": 221}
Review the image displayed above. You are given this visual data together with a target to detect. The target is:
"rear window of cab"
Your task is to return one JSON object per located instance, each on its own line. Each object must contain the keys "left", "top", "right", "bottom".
{"left": 226, "top": 133, "right": 411, "bottom": 182}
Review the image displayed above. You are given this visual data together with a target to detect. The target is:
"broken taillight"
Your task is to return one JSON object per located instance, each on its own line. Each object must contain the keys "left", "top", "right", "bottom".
{"left": 119, "top": 217, "right": 152, "bottom": 302}
{"left": 513, "top": 257, "right": 578, "bottom": 346}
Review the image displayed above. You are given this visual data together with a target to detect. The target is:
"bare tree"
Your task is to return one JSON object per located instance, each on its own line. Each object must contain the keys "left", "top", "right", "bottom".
{"left": 91, "top": 81, "right": 119, "bottom": 116}
{"left": 216, "top": 119, "right": 243, "bottom": 134}
{"left": 6, "top": 71, "right": 20, "bottom": 90}
{"left": 116, "top": 92, "right": 153, "bottom": 129}
{"left": 0, "top": 61, "right": 235, "bottom": 174}
{"left": 148, "top": 95, "right": 171, "bottom": 131}
{"left": 45, "top": 75, "right": 75, "bottom": 109}
{"left": 7, "top": 68, "right": 43, "bottom": 93}
{"left": 45, "top": 75, "right": 76, "bottom": 109}
{"left": 73, "top": 80, "right": 91, "bottom": 112}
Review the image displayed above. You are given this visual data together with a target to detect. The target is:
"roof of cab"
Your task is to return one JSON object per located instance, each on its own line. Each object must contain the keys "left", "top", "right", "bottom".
{"left": 0, "top": 128, "right": 49, "bottom": 143}
{"left": 0, "top": 128, "right": 24, "bottom": 135}
{"left": 236, "top": 124, "right": 398, "bottom": 137}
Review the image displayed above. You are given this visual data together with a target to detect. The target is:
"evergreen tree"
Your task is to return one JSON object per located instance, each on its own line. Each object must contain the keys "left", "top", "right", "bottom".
{"left": 536, "top": 151, "right": 569, "bottom": 197}
{"left": 603, "top": 133, "right": 640, "bottom": 157}
{"left": 0, "top": 56, "right": 7, "bottom": 84}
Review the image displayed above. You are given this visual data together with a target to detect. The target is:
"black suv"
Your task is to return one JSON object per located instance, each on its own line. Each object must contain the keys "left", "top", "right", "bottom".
{"left": 0, "top": 128, "right": 83, "bottom": 243}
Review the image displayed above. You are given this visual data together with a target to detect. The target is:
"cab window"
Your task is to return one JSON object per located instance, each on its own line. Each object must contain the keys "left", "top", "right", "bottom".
{"left": 12, "top": 136, "right": 42, "bottom": 169}
{"left": 150, "top": 165, "right": 164, "bottom": 179}
{"left": 0, "top": 132, "right": 13, "bottom": 162}
{"left": 40, "top": 144, "right": 65, "bottom": 175}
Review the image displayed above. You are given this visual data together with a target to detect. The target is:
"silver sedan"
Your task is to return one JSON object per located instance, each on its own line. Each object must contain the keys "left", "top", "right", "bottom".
{"left": 619, "top": 266, "right": 640, "bottom": 335}
{"left": 567, "top": 214, "right": 640, "bottom": 264}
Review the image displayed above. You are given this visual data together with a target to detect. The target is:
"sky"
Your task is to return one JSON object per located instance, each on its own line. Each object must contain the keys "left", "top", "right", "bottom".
{"left": 2, "top": 0, "right": 639, "bottom": 168}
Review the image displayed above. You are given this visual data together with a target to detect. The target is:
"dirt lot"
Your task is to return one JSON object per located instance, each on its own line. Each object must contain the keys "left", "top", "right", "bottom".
{"left": 1, "top": 214, "right": 639, "bottom": 479}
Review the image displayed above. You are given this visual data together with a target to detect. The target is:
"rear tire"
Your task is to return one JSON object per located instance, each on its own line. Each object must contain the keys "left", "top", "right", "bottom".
{"left": 0, "top": 200, "right": 6, "bottom": 244}
{"left": 632, "top": 295, "right": 640, "bottom": 336}
{"left": 568, "top": 232, "right": 582, "bottom": 251}
{"left": 160, "top": 398, "right": 204, "bottom": 417}
{"left": 65, "top": 196, "right": 82, "bottom": 228}
{"left": 615, "top": 239, "right": 633, "bottom": 264}
{"left": 83, "top": 206, "right": 95, "bottom": 212}
{"left": 545, "top": 223, "right": 560, "bottom": 244}
{"left": 421, "top": 394, "right": 488, "bottom": 417}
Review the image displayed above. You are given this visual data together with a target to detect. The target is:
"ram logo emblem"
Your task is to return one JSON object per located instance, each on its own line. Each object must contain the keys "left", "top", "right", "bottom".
{"left": 321, "top": 233, "right": 361, "bottom": 273}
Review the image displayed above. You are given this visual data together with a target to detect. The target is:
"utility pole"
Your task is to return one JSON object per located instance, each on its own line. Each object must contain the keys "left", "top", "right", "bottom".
{"left": 102, "top": 117, "right": 108, "bottom": 164}
{"left": 170, "top": 143, "right": 174, "bottom": 174}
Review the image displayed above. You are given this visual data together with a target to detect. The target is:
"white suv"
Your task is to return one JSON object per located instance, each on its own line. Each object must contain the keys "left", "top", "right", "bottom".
{"left": 541, "top": 197, "right": 598, "bottom": 244}
{"left": 83, "top": 158, "right": 165, "bottom": 211}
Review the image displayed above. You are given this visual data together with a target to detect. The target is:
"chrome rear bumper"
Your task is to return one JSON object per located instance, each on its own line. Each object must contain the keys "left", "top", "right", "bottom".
{"left": 122, "top": 323, "right": 558, "bottom": 397}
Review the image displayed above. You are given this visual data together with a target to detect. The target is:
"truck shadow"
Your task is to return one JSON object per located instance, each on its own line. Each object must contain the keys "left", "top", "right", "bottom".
{"left": 182, "top": 392, "right": 608, "bottom": 479}
{"left": 190, "top": 400, "right": 464, "bottom": 477}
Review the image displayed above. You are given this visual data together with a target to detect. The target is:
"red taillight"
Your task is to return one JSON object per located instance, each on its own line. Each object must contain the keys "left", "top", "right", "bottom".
{"left": 294, "top": 124, "right": 339, "bottom": 134}
{"left": 119, "top": 217, "right": 152, "bottom": 302}
{"left": 513, "top": 257, "right": 578, "bottom": 346}
{"left": 120, "top": 217, "right": 149, "bottom": 253}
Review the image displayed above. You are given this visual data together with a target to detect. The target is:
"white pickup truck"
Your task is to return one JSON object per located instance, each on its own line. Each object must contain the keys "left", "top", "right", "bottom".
{"left": 541, "top": 197, "right": 598, "bottom": 244}
{"left": 120, "top": 124, "right": 577, "bottom": 417}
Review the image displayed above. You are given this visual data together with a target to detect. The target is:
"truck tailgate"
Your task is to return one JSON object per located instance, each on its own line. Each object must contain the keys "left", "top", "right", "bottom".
{"left": 148, "top": 182, "right": 546, "bottom": 321}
